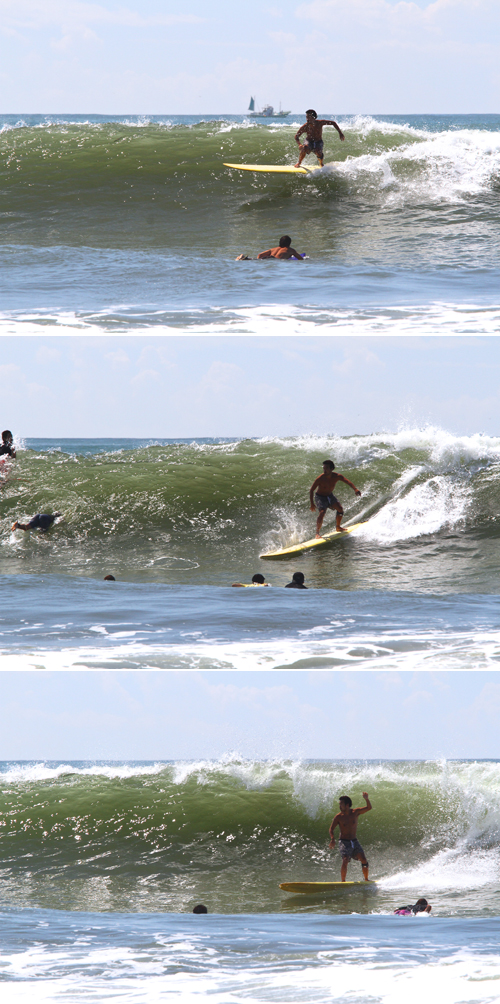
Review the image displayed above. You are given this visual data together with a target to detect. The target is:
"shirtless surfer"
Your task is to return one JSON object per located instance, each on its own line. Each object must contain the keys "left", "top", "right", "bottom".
{"left": 329, "top": 793, "right": 372, "bottom": 882}
{"left": 309, "top": 460, "right": 361, "bottom": 537}
{"left": 236, "top": 236, "right": 303, "bottom": 261}
{"left": 295, "top": 109, "right": 345, "bottom": 168}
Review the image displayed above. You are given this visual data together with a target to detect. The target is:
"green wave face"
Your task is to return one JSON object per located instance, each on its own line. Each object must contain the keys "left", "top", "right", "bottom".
{"left": 2, "top": 433, "right": 500, "bottom": 591}
{"left": 1, "top": 759, "right": 499, "bottom": 914}
{"left": 1, "top": 118, "right": 496, "bottom": 252}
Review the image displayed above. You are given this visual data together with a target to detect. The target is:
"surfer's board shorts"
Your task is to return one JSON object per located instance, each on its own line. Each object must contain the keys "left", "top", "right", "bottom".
{"left": 314, "top": 493, "right": 342, "bottom": 512}
{"left": 27, "top": 514, "right": 56, "bottom": 530}
{"left": 304, "top": 138, "right": 323, "bottom": 156}
{"left": 339, "top": 838, "right": 366, "bottom": 861}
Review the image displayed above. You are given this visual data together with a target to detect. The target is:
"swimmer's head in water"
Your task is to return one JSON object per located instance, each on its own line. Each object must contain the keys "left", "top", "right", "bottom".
{"left": 104, "top": 574, "right": 116, "bottom": 581}
{"left": 323, "top": 460, "right": 335, "bottom": 470}
{"left": 414, "top": 898, "right": 430, "bottom": 912}
{"left": 339, "top": 795, "right": 352, "bottom": 808}
{"left": 252, "top": 573, "right": 265, "bottom": 583}
{"left": 292, "top": 572, "right": 305, "bottom": 584}
{"left": 306, "top": 109, "right": 317, "bottom": 119}
{"left": 2, "top": 430, "right": 13, "bottom": 444}
{"left": 192, "top": 904, "right": 207, "bottom": 914}
{"left": 279, "top": 236, "right": 292, "bottom": 248}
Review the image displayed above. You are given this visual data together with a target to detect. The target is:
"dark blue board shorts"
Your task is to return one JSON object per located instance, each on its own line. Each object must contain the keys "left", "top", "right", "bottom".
{"left": 339, "top": 838, "right": 366, "bottom": 861}
{"left": 314, "top": 493, "right": 342, "bottom": 512}
{"left": 27, "top": 514, "right": 57, "bottom": 530}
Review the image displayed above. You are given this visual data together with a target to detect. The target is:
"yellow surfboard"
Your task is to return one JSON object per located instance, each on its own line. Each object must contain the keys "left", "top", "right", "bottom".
{"left": 260, "top": 521, "right": 367, "bottom": 559}
{"left": 280, "top": 881, "right": 376, "bottom": 894}
{"left": 224, "top": 162, "right": 318, "bottom": 175}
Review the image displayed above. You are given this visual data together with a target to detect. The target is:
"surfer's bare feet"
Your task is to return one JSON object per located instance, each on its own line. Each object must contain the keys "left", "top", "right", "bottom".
{"left": 336, "top": 526, "right": 347, "bottom": 532}
{"left": 315, "top": 533, "right": 324, "bottom": 540}
{"left": 294, "top": 162, "right": 300, "bottom": 168}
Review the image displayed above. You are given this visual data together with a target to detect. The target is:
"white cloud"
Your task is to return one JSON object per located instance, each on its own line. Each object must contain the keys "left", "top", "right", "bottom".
{"left": 104, "top": 350, "right": 130, "bottom": 367}
{"left": 0, "top": 0, "right": 498, "bottom": 111}
{"left": 331, "top": 346, "right": 384, "bottom": 376}
{"left": 296, "top": 0, "right": 500, "bottom": 46}
{"left": 130, "top": 367, "right": 162, "bottom": 389}
{"left": 36, "top": 345, "right": 62, "bottom": 364}
{"left": 0, "top": 1, "right": 204, "bottom": 31}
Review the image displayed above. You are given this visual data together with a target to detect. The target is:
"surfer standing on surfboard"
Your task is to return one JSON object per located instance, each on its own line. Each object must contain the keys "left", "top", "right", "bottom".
{"left": 310, "top": 460, "right": 361, "bottom": 538}
{"left": 294, "top": 109, "right": 345, "bottom": 168}
{"left": 329, "top": 793, "right": 372, "bottom": 882}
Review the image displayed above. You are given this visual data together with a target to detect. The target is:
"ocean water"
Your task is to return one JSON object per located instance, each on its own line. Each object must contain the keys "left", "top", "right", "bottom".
{"left": 2, "top": 112, "right": 500, "bottom": 1001}
{"left": 1, "top": 436, "right": 500, "bottom": 1000}
{"left": 1, "top": 758, "right": 500, "bottom": 1001}
{"left": 0, "top": 112, "right": 499, "bottom": 336}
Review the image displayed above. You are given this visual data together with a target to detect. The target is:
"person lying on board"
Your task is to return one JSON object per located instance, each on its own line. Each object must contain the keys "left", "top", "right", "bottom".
{"left": 329, "top": 793, "right": 372, "bottom": 882}
{"left": 295, "top": 109, "right": 345, "bottom": 168}
{"left": 310, "top": 460, "right": 361, "bottom": 538}
{"left": 0, "top": 430, "right": 16, "bottom": 458}
{"left": 236, "top": 236, "right": 304, "bottom": 261}
{"left": 232, "top": 573, "right": 270, "bottom": 587}
{"left": 394, "top": 898, "right": 432, "bottom": 915}
{"left": 11, "top": 513, "right": 61, "bottom": 532}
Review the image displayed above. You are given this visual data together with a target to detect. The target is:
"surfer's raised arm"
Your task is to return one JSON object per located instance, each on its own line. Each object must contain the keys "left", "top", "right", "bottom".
{"left": 355, "top": 792, "right": 372, "bottom": 815}
{"left": 335, "top": 473, "right": 362, "bottom": 496}
{"left": 322, "top": 119, "right": 345, "bottom": 141}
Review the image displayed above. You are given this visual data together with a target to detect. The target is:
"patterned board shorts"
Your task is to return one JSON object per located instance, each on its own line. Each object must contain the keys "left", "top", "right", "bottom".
{"left": 339, "top": 838, "right": 366, "bottom": 860}
{"left": 314, "top": 493, "right": 342, "bottom": 512}
{"left": 304, "top": 139, "right": 324, "bottom": 155}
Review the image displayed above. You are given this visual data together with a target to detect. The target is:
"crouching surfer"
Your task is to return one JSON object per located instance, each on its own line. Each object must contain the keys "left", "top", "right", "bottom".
{"left": 310, "top": 460, "right": 361, "bottom": 537}
{"left": 295, "top": 108, "right": 345, "bottom": 168}
{"left": 329, "top": 792, "right": 372, "bottom": 881}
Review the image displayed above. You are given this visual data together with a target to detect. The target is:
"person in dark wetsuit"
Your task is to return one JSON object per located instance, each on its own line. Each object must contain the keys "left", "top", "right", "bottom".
{"left": 295, "top": 109, "right": 345, "bottom": 168}
{"left": 0, "top": 431, "right": 16, "bottom": 458}
{"left": 285, "top": 572, "right": 307, "bottom": 589}
{"left": 12, "top": 513, "right": 61, "bottom": 532}
{"left": 309, "top": 460, "right": 361, "bottom": 538}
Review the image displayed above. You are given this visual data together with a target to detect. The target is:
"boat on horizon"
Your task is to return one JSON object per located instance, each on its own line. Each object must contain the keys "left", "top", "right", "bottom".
{"left": 247, "top": 96, "right": 290, "bottom": 118}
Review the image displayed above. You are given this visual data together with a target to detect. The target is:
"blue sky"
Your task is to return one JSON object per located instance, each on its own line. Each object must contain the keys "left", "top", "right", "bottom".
{"left": 1, "top": 670, "right": 499, "bottom": 759}
{"left": 2, "top": 335, "right": 499, "bottom": 438}
{"left": 0, "top": 0, "right": 498, "bottom": 113}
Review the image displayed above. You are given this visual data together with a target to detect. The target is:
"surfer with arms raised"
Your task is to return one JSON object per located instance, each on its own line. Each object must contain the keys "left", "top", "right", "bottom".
{"left": 295, "top": 109, "right": 345, "bottom": 168}
{"left": 329, "top": 793, "right": 372, "bottom": 882}
{"left": 310, "top": 460, "right": 361, "bottom": 538}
